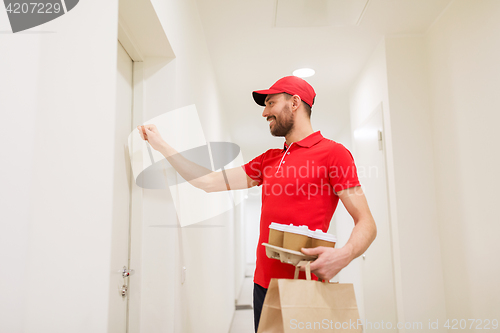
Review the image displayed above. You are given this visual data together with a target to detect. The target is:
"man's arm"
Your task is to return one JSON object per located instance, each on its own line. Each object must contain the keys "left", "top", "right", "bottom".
{"left": 138, "top": 125, "right": 258, "bottom": 192}
{"left": 301, "top": 186, "right": 377, "bottom": 280}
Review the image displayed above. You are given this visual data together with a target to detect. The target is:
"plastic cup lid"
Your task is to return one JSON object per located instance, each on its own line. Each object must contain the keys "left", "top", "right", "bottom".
{"left": 285, "top": 225, "right": 311, "bottom": 236}
{"left": 312, "top": 230, "right": 337, "bottom": 242}
{"left": 269, "top": 222, "right": 286, "bottom": 231}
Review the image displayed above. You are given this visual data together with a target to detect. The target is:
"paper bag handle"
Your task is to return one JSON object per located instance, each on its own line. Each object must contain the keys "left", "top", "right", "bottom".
{"left": 294, "top": 261, "right": 311, "bottom": 281}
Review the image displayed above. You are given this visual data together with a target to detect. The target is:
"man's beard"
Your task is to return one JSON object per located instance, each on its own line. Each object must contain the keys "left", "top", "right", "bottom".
{"left": 268, "top": 104, "right": 294, "bottom": 137}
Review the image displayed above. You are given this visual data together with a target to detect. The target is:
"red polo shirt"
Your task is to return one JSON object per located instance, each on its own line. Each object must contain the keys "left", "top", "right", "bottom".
{"left": 243, "top": 131, "right": 360, "bottom": 288}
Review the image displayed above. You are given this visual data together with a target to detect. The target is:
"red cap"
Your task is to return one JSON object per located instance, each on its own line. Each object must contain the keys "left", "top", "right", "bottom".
{"left": 252, "top": 76, "right": 316, "bottom": 108}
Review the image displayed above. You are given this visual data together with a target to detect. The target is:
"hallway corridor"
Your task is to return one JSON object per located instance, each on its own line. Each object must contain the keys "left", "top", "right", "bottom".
{"left": 229, "top": 265, "right": 255, "bottom": 333}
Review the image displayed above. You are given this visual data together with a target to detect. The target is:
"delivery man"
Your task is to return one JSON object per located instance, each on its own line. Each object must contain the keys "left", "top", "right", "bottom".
{"left": 138, "top": 76, "right": 377, "bottom": 332}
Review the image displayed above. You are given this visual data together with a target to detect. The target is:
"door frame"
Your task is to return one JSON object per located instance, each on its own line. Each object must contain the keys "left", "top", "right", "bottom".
{"left": 353, "top": 103, "right": 405, "bottom": 331}
{"left": 117, "top": 16, "right": 144, "bottom": 333}
{"left": 116, "top": 0, "right": 175, "bottom": 331}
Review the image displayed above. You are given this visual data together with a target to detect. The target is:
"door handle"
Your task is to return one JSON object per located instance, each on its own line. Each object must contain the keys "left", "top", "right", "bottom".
{"left": 121, "top": 284, "right": 128, "bottom": 297}
{"left": 119, "top": 266, "right": 135, "bottom": 278}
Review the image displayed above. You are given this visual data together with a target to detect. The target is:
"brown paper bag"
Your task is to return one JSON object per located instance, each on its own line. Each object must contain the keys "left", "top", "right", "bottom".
{"left": 257, "top": 262, "right": 362, "bottom": 333}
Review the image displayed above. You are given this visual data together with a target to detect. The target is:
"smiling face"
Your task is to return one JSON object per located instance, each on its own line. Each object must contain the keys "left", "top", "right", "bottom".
{"left": 263, "top": 93, "right": 295, "bottom": 137}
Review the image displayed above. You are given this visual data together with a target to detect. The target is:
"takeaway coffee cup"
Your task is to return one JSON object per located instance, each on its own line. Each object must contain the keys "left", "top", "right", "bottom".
{"left": 311, "top": 229, "right": 337, "bottom": 248}
{"left": 283, "top": 225, "right": 312, "bottom": 252}
{"left": 268, "top": 222, "right": 286, "bottom": 247}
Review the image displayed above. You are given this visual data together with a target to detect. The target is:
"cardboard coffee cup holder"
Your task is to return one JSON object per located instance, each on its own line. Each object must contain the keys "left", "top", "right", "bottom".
{"left": 262, "top": 243, "right": 317, "bottom": 266}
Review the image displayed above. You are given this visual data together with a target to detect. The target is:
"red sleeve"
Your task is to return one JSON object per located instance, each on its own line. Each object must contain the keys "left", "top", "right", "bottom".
{"left": 328, "top": 144, "right": 361, "bottom": 193}
{"left": 242, "top": 153, "right": 266, "bottom": 186}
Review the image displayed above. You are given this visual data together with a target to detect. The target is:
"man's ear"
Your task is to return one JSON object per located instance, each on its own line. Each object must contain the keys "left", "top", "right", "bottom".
{"left": 291, "top": 95, "right": 302, "bottom": 110}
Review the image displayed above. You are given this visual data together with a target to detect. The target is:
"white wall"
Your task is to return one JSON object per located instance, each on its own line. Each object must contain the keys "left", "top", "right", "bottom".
{"left": 0, "top": 1, "right": 119, "bottom": 332}
{"left": 426, "top": 0, "right": 500, "bottom": 322}
{"left": 332, "top": 121, "right": 367, "bottom": 320}
{"left": 384, "top": 35, "right": 447, "bottom": 329}
{"left": 0, "top": 0, "right": 241, "bottom": 332}
{"left": 138, "top": 1, "right": 238, "bottom": 332}
{"left": 348, "top": 39, "right": 409, "bottom": 327}
{"left": 244, "top": 186, "right": 262, "bottom": 265}
{"left": 348, "top": 1, "right": 500, "bottom": 330}
{"left": 348, "top": 36, "right": 449, "bottom": 330}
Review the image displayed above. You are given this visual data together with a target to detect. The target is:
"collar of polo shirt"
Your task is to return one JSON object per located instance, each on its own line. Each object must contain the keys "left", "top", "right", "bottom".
{"left": 282, "top": 131, "right": 324, "bottom": 151}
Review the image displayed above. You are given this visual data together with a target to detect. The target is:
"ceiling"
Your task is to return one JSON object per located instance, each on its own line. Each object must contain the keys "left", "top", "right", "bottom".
{"left": 194, "top": 0, "right": 453, "bottom": 159}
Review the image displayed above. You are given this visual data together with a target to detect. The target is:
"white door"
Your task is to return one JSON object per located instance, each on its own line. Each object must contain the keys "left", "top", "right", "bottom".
{"left": 108, "top": 41, "right": 134, "bottom": 333}
{"left": 353, "top": 105, "right": 398, "bottom": 331}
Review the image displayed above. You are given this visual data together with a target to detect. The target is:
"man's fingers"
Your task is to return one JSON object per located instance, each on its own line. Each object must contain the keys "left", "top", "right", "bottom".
{"left": 308, "top": 257, "right": 324, "bottom": 272}
{"left": 301, "top": 246, "right": 326, "bottom": 256}
{"left": 140, "top": 125, "right": 148, "bottom": 140}
{"left": 300, "top": 247, "right": 328, "bottom": 274}
{"left": 298, "top": 256, "right": 323, "bottom": 272}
